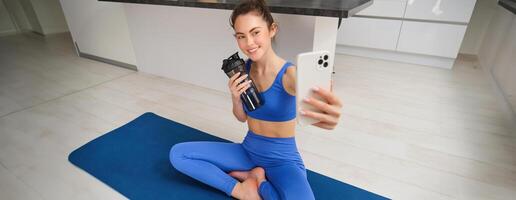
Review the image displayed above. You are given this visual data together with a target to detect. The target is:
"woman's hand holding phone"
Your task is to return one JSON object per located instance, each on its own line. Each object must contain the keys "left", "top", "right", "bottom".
{"left": 296, "top": 51, "right": 343, "bottom": 130}
{"left": 299, "top": 81, "right": 342, "bottom": 130}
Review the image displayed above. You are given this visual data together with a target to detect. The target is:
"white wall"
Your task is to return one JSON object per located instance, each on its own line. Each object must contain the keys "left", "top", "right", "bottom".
{"left": 4, "top": 0, "right": 68, "bottom": 35}
{"left": 59, "top": 0, "right": 137, "bottom": 65}
{"left": 491, "top": 18, "right": 516, "bottom": 113}
{"left": 124, "top": 4, "right": 315, "bottom": 93}
{"left": 478, "top": 6, "right": 514, "bottom": 71}
{"left": 0, "top": 0, "right": 17, "bottom": 36}
{"left": 19, "top": 0, "right": 43, "bottom": 34}
{"left": 459, "top": 0, "right": 498, "bottom": 55}
{"left": 29, "top": 0, "right": 68, "bottom": 34}
{"left": 477, "top": 5, "right": 516, "bottom": 128}
{"left": 3, "top": 0, "right": 32, "bottom": 32}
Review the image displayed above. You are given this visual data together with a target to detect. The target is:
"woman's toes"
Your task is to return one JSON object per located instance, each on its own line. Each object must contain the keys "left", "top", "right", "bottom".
{"left": 251, "top": 167, "right": 266, "bottom": 183}
{"left": 229, "top": 171, "right": 251, "bottom": 182}
{"left": 251, "top": 167, "right": 265, "bottom": 179}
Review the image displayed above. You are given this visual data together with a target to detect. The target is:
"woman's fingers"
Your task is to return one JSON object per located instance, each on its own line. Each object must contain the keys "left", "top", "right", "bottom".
{"left": 229, "top": 73, "right": 247, "bottom": 91}
{"left": 231, "top": 74, "right": 249, "bottom": 88}
{"left": 312, "top": 121, "right": 335, "bottom": 130}
{"left": 303, "top": 97, "right": 341, "bottom": 117}
{"left": 238, "top": 83, "right": 251, "bottom": 94}
{"left": 229, "top": 72, "right": 241, "bottom": 82}
{"left": 300, "top": 109, "right": 338, "bottom": 125}
{"left": 228, "top": 72, "right": 240, "bottom": 87}
{"left": 236, "top": 74, "right": 249, "bottom": 84}
{"left": 312, "top": 87, "right": 342, "bottom": 108}
{"left": 300, "top": 87, "right": 343, "bottom": 130}
{"left": 236, "top": 80, "right": 251, "bottom": 92}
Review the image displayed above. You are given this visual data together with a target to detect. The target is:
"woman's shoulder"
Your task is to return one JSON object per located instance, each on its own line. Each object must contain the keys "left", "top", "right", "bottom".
{"left": 281, "top": 59, "right": 296, "bottom": 95}
{"left": 275, "top": 57, "right": 294, "bottom": 79}
{"left": 283, "top": 59, "right": 296, "bottom": 76}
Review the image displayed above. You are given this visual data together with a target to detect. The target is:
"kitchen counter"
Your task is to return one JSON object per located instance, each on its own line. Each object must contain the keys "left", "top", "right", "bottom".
{"left": 499, "top": 0, "right": 516, "bottom": 15}
{"left": 99, "top": 0, "right": 372, "bottom": 18}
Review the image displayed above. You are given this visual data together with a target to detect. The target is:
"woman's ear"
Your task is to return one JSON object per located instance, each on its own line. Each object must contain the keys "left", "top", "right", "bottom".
{"left": 269, "top": 23, "right": 278, "bottom": 38}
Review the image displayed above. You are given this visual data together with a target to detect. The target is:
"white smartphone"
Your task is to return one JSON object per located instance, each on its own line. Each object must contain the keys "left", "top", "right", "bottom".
{"left": 296, "top": 50, "right": 333, "bottom": 126}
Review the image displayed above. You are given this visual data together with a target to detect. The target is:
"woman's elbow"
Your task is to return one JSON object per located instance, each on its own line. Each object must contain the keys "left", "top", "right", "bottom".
{"left": 238, "top": 115, "right": 247, "bottom": 123}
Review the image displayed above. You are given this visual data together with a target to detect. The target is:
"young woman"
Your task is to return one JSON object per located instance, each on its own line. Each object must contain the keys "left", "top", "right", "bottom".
{"left": 170, "top": 0, "right": 342, "bottom": 199}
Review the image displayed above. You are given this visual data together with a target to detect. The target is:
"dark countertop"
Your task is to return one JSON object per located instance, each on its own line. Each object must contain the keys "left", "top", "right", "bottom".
{"left": 499, "top": 0, "right": 516, "bottom": 15}
{"left": 99, "top": 0, "right": 372, "bottom": 18}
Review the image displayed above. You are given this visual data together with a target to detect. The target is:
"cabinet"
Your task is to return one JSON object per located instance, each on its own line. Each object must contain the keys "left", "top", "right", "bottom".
{"left": 404, "top": 0, "right": 477, "bottom": 23}
{"left": 336, "top": 0, "right": 477, "bottom": 68}
{"left": 338, "top": 17, "right": 402, "bottom": 51}
{"left": 397, "top": 21, "right": 467, "bottom": 58}
{"left": 356, "top": 0, "right": 407, "bottom": 18}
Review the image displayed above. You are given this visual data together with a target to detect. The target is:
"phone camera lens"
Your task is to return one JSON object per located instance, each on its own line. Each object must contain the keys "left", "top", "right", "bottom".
{"left": 324, "top": 55, "right": 329, "bottom": 60}
{"left": 318, "top": 59, "right": 323, "bottom": 65}
{"left": 323, "top": 62, "right": 328, "bottom": 67}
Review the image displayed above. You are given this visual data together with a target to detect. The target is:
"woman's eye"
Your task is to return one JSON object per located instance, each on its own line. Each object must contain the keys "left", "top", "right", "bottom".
{"left": 253, "top": 31, "right": 260, "bottom": 36}
{"left": 237, "top": 35, "right": 245, "bottom": 39}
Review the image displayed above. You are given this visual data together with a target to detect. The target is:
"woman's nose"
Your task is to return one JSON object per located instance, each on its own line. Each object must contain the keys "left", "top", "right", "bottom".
{"left": 246, "top": 36, "right": 254, "bottom": 46}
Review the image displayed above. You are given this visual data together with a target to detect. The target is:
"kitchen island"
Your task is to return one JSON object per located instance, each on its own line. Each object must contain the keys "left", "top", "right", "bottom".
{"left": 98, "top": 0, "right": 372, "bottom": 92}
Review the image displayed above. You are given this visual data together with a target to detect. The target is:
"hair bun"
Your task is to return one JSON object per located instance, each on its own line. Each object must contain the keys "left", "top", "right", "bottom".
{"left": 230, "top": 0, "right": 274, "bottom": 29}
{"left": 252, "top": 0, "right": 266, "bottom": 5}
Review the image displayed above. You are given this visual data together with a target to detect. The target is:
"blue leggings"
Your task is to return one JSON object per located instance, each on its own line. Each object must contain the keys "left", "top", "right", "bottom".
{"left": 169, "top": 130, "right": 315, "bottom": 200}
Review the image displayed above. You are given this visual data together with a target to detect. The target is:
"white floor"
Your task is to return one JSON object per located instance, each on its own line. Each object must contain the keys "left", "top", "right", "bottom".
{"left": 0, "top": 33, "right": 515, "bottom": 200}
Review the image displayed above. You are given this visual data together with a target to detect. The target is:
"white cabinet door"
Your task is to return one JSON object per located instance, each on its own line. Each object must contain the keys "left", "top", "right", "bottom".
{"left": 337, "top": 17, "right": 402, "bottom": 51}
{"left": 397, "top": 21, "right": 467, "bottom": 58}
{"left": 404, "top": 0, "right": 476, "bottom": 23}
{"left": 356, "top": 0, "right": 407, "bottom": 18}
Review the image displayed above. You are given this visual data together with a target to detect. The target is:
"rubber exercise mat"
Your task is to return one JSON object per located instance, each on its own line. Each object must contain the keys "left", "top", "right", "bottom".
{"left": 69, "top": 112, "right": 389, "bottom": 200}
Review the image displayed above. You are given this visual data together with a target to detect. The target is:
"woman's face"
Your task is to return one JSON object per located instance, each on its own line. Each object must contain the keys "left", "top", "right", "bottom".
{"left": 233, "top": 12, "right": 276, "bottom": 61}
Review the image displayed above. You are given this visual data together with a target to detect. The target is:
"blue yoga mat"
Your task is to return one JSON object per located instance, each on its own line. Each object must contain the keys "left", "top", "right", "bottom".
{"left": 69, "top": 112, "right": 388, "bottom": 200}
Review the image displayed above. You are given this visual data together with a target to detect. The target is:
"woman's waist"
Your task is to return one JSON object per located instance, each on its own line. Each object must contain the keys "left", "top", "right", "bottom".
{"left": 242, "top": 130, "right": 299, "bottom": 154}
{"left": 247, "top": 117, "right": 295, "bottom": 137}
{"left": 242, "top": 130, "right": 302, "bottom": 166}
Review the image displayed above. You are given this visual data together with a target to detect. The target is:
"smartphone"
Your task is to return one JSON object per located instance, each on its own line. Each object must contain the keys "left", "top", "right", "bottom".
{"left": 296, "top": 50, "right": 333, "bottom": 126}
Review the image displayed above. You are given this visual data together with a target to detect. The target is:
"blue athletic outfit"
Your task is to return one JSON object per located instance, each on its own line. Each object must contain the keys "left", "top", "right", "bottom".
{"left": 170, "top": 60, "right": 315, "bottom": 200}
{"left": 242, "top": 60, "right": 296, "bottom": 122}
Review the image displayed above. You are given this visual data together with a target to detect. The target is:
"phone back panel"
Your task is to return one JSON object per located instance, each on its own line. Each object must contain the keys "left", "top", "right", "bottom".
{"left": 296, "top": 51, "right": 333, "bottom": 126}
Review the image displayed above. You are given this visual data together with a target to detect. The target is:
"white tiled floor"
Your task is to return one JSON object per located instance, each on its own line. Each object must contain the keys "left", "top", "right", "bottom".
{"left": 0, "top": 33, "right": 515, "bottom": 200}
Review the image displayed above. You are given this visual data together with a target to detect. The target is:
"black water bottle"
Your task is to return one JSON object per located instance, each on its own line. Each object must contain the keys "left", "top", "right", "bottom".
{"left": 221, "top": 52, "right": 264, "bottom": 111}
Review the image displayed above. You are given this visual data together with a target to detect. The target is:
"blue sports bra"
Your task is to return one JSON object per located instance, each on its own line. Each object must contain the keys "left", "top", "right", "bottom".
{"left": 243, "top": 59, "right": 296, "bottom": 122}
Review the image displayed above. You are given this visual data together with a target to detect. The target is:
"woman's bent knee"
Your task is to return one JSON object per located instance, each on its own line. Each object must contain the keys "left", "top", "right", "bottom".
{"left": 169, "top": 142, "right": 191, "bottom": 171}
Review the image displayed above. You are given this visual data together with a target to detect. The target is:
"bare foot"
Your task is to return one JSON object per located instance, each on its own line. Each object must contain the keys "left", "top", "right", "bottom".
{"left": 232, "top": 176, "right": 262, "bottom": 200}
{"left": 229, "top": 171, "right": 251, "bottom": 182}
{"left": 250, "top": 167, "right": 266, "bottom": 186}
{"left": 230, "top": 167, "right": 266, "bottom": 183}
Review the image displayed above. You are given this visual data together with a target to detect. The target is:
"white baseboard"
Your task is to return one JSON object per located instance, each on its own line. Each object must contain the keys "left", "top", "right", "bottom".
{"left": 74, "top": 41, "right": 137, "bottom": 71}
{"left": 336, "top": 45, "right": 456, "bottom": 69}
{"left": 42, "top": 31, "right": 71, "bottom": 37}
{"left": 42, "top": 28, "right": 70, "bottom": 36}
{"left": 0, "top": 30, "right": 18, "bottom": 37}
{"left": 20, "top": 30, "right": 71, "bottom": 38}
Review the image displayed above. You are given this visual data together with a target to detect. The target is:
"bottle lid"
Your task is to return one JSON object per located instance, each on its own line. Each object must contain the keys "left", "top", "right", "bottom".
{"left": 221, "top": 52, "right": 245, "bottom": 73}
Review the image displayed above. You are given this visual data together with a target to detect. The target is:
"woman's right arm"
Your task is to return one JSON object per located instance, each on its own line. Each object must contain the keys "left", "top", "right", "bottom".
{"left": 232, "top": 97, "right": 247, "bottom": 122}
{"left": 228, "top": 72, "right": 251, "bottom": 122}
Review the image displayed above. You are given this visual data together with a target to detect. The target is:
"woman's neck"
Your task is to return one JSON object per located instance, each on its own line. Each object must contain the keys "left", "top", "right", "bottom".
{"left": 253, "top": 49, "right": 282, "bottom": 75}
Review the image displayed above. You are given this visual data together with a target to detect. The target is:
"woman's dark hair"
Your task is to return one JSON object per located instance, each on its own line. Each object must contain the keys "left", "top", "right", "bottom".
{"left": 230, "top": 0, "right": 275, "bottom": 30}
